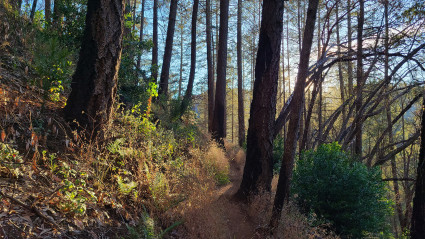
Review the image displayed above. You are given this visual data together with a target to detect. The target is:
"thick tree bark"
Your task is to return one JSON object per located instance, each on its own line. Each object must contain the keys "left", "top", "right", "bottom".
{"left": 63, "top": 0, "right": 125, "bottom": 137}
{"left": 206, "top": 0, "right": 214, "bottom": 132}
{"left": 45, "top": 0, "right": 51, "bottom": 24}
{"left": 235, "top": 0, "right": 284, "bottom": 200}
{"left": 181, "top": 0, "right": 199, "bottom": 111}
{"left": 152, "top": 0, "right": 158, "bottom": 81}
{"left": 136, "top": 0, "right": 145, "bottom": 76}
{"left": 237, "top": 0, "right": 245, "bottom": 147}
{"left": 411, "top": 95, "right": 425, "bottom": 238}
{"left": 354, "top": 0, "right": 364, "bottom": 156}
{"left": 30, "top": 0, "right": 38, "bottom": 22}
{"left": 270, "top": 0, "right": 319, "bottom": 231}
{"left": 211, "top": 0, "right": 230, "bottom": 144}
{"left": 158, "top": 0, "right": 178, "bottom": 97}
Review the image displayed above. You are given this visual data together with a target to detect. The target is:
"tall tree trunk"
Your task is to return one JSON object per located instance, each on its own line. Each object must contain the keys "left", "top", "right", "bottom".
{"left": 270, "top": 0, "right": 319, "bottom": 231}
{"left": 235, "top": 0, "right": 284, "bottom": 200}
{"left": 354, "top": 0, "right": 364, "bottom": 156}
{"left": 347, "top": 0, "right": 353, "bottom": 95}
{"left": 63, "top": 0, "right": 125, "bottom": 137}
{"left": 301, "top": 5, "right": 321, "bottom": 151}
{"left": 182, "top": 0, "right": 199, "bottom": 110}
{"left": 285, "top": 13, "right": 290, "bottom": 140}
{"left": 30, "top": 0, "right": 38, "bottom": 22}
{"left": 211, "top": 0, "right": 230, "bottom": 144}
{"left": 382, "top": 1, "right": 403, "bottom": 233}
{"left": 178, "top": 19, "right": 183, "bottom": 99}
{"left": 158, "top": 0, "right": 178, "bottom": 97}
{"left": 45, "top": 0, "right": 51, "bottom": 24}
{"left": 237, "top": 0, "right": 245, "bottom": 147}
{"left": 402, "top": 99, "right": 411, "bottom": 230}
{"left": 336, "top": 2, "right": 345, "bottom": 121}
{"left": 300, "top": 80, "right": 318, "bottom": 151}
{"left": 152, "top": 0, "right": 158, "bottom": 82}
{"left": 136, "top": 0, "right": 145, "bottom": 76}
{"left": 232, "top": 77, "right": 234, "bottom": 142}
{"left": 206, "top": 0, "right": 214, "bottom": 132}
{"left": 411, "top": 95, "right": 425, "bottom": 238}
{"left": 281, "top": 31, "right": 285, "bottom": 138}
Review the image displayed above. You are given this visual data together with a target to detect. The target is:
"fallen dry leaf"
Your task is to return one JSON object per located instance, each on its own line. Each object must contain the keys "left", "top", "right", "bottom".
{"left": 1, "top": 130, "right": 5, "bottom": 142}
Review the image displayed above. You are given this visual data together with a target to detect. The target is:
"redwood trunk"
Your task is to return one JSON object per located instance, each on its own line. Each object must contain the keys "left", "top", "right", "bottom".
{"left": 211, "top": 0, "right": 230, "bottom": 144}
{"left": 237, "top": 0, "right": 245, "bottom": 147}
{"left": 270, "top": 0, "right": 319, "bottom": 230}
{"left": 354, "top": 0, "right": 364, "bottom": 156}
{"left": 152, "top": 0, "right": 158, "bottom": 81}
{"left": 136, "top": 0, "right": 145, "bottom": 75}
{"left": 182, "top": 0, "right": 199, "bottom": 108}
{"left": 63, "top": 0, "right": 125, "bottom": 136}
{"left": 235, "top": 0, "right": 284, "bottom": 200}
{"left": 206, "top": 0, "right": 214, "bottom": 132}
{"left": 158, "top": 0, "right": 178, "bottom": 97}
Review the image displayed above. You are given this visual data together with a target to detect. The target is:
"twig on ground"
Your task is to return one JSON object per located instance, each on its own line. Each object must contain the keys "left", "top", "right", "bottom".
{"left": 0, "top": 190, "right": 61, "bottom": 229}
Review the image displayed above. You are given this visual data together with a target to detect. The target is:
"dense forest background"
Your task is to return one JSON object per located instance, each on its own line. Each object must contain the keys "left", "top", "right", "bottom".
{"left": 0, "top": 0, "right": 425, "bottom": 238}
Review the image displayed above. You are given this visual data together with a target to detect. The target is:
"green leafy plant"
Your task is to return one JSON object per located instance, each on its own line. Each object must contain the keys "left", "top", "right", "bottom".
{"left": 32, "top": 36, "right": 73, "bottom": 101}
{"left": 56, "top": 163, "right": 96, "bottom": 215}
{"left": 292, "top": 142, "right": 392, "bottom": 238}
{"left": 0, "top": 142, "right": 23, "bottom": 177}
{"left": 117, "top": 175, "right": 138, "bottom": 196}
{"left": 214, "top": 170, "right": 230, "bottom": 186}
{"left": 149, "top": 172, "right": 169, "bottom": 205}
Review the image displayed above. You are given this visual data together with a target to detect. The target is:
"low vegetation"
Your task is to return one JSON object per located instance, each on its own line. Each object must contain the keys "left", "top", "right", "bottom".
{"left": 292, "top": 143, "right": 393, "bottom": 238}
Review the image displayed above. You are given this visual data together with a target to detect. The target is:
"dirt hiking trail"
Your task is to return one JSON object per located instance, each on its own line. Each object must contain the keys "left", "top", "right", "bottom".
{"left": 184, "top": 145, "right": 265, "bottom": 239}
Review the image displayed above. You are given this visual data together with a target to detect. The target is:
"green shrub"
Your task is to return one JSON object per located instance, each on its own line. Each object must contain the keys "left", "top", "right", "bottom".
{"left": 32, "top": 35, "right": 74, "bottom": 101}
{"left": 292, "top": 142, "right": 392, "bottom": 238}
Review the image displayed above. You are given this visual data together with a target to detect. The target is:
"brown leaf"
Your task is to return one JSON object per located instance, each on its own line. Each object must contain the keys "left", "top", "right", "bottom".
{"left": 31, "top": 132, "right": 38, "bottom": 146}
{"left": 1, "top": 130, "right": 5, "bottom": 142}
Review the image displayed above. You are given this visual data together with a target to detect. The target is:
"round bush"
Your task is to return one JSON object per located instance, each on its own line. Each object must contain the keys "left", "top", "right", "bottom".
{"left": 292, "top": 143, "right": 392, "bottom": 238}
